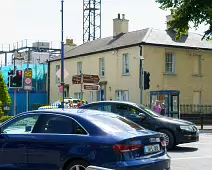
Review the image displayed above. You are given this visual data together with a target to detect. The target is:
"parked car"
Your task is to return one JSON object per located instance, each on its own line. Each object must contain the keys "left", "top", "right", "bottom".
{"left": 0, "top": 109, "right": 170, "bottom": 170}
{"left": 38, "top": 98, "right": 80, "bottom": 109}
{"left": 80, "top": 101, "right": 199, "bottom": 149}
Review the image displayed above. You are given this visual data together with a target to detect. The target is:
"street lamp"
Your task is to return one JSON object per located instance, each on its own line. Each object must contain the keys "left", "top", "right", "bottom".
{"left": 60, "top": 0, "right": 65, "bottom": 108}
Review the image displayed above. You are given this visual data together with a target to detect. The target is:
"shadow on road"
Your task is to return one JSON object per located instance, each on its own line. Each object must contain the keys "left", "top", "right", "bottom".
{"left": 169, "top": 146, "right": 198, "bottom": 153}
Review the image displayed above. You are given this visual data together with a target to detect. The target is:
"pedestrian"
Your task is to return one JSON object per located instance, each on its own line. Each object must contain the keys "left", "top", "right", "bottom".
{"left": 77, "top": 100, "right": 83, "bottom": 108}
{"left": 69, "top": 100, "right": 74, "bottom": 108}
{"left": 160, "top": 103, "right": 166, "bottom": 116}
{"left": 153, "top": 100, "right": 161, "bottom": 114}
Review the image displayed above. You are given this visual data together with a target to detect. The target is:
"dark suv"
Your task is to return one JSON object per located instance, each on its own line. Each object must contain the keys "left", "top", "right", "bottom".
{"left": 80, "top": 101, "right": 199, "bottom": 149}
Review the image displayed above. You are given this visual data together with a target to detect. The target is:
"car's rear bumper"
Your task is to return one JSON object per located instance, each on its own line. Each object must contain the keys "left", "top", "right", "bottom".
{"left": 101, "top": 154, "right": 171, "bottom": 170}
{"left": 175, "top": 131, "right": 199, "bottom": 145}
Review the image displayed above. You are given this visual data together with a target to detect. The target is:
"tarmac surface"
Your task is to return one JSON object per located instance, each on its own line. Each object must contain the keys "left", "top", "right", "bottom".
{"left": 169, "top": 131, "right": 212, "bottom": 170}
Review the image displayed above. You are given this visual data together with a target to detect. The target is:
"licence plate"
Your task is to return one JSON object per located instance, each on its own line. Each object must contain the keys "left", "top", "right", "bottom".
{"left": 144, "top": 144, "right": 160, "bottom": 154}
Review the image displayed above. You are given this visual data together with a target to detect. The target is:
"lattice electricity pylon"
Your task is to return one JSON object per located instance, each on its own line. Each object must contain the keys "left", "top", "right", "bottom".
{"left": 83, "top": 0, "right": 101, "bottom": 43}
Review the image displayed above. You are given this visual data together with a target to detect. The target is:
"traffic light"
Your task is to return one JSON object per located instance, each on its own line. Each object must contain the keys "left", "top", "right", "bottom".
{"left": 14, "top": 70, "right": 23, "bottom": 88}
{"left": 144, "top": 71, "right": 150, "bottom": 90}
{"left": 7, "top": 70, "right": 23, "bottom": 88}
{"left": 7, "top": 70, "right": 14, "bottom": 87}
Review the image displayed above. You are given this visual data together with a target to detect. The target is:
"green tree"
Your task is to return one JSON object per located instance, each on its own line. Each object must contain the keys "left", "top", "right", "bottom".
{"left": 0, "top": 72, "right": 12, "bottom": 116}
{"left": 155, "top": 0, "right": 212, "bottom": 40}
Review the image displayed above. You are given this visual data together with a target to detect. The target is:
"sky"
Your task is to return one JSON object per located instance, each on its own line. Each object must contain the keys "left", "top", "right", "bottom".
{"left": 0, "top": 0, "right": 209, "bottom": 63}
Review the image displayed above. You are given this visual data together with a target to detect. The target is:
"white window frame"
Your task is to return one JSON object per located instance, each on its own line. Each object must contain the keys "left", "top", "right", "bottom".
{"left": 77, "top": 61, "right": 82, "bottom": 75}
{"left": 90, "top": 91, "right": 94, "bottom": 103}
{"left": 56, "top": 65, "right": 60, "bottom": 83}
{"left": 122, "top": 54, "right": 130, "bottom": 75}
{"left": 74, "top": 92, "right": 84, "bottom": 100}
{"left": 99, "top": 58, "right": 105, "bottom": 77}
{"left": 192, "top": 55, "right": 202, "bottom": 76}
{"left": 165, "top": 53, "right": 176, "bottom": 73}
{"left": 115, "top": 90, "right": 129, "bottom": 101}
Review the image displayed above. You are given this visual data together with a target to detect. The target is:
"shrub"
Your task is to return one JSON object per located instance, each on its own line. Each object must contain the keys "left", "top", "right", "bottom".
{"left": 0, "top": 116, "right": 14, "bottom": 123}
{"left": 0, "top": 72, "right": 12, "bottom": 116}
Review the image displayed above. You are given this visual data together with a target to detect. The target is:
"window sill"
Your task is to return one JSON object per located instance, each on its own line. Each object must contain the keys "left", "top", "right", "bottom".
{"left": 163, "top": 72, "right": 177, "bottom": 76}
{"left": 122, "top": 73, "right": 130, "bottom": 76}
{"left": 100, "top": 75, "right": 105, "bottom": 78}
{"left": 192, "top": 74, "right": 203, "bottom": 77}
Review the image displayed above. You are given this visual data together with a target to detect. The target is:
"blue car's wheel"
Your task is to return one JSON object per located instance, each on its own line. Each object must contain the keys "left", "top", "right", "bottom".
{"left": 65, "top": 160, "right": 89, "bottom": 170}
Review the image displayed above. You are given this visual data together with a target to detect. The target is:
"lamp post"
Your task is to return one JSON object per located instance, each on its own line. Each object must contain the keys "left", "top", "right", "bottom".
{"left": 60, "top": 0, "right": 65, "bottom": 108}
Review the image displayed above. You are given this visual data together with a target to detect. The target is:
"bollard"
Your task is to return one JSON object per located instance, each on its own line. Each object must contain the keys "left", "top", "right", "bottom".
{"left": 200, "top": 114, "right": 203, "bottom": 130}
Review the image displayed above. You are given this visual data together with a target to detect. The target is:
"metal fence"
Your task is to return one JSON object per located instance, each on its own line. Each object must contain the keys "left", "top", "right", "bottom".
{"left": 180, "top": 104, "right": 212, "bottom": 114}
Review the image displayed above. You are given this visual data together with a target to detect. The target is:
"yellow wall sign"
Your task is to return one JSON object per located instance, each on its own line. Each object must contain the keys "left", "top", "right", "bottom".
{"left": 24, "top": 71, "right": 32, "bottom": 78}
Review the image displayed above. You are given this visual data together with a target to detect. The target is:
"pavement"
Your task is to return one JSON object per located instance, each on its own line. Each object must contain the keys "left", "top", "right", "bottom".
{"left": 169, "top": 131, "right": 212, "bottom": 170}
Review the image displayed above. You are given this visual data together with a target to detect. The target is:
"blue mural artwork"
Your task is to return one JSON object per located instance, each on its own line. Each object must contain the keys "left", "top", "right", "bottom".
{"left": 0, "top": 63, "right": 48, "bottom": 115}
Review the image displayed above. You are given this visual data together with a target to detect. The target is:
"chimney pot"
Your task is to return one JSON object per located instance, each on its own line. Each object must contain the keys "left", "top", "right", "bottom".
{"left": 118, "top": 13, "right": 120, "bottom": 19}
{"left": 122, "top": 14, "right": 125, "bottom": 20}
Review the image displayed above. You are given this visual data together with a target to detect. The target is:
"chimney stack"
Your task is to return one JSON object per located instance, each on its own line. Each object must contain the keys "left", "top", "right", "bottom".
{"left": 166, "top": 15, "right": 173, "bottom": 30}
{"left": 113, "top": 13, "right": 129, "bottom": 37}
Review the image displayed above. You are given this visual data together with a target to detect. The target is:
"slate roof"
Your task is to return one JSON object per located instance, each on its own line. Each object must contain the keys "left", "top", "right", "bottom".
{"left": 50, "top": 28, "right": 212, "bottom": 62}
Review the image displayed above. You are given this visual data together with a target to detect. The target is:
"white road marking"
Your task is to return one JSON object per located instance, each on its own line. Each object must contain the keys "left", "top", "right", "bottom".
{"left": 172, "top": 156, "right": 212, "bottom": 160}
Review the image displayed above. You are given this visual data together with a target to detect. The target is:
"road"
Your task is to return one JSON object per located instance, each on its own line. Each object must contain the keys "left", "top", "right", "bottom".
{"left": 169, "top": 131, "right": 212, "bottom": 170}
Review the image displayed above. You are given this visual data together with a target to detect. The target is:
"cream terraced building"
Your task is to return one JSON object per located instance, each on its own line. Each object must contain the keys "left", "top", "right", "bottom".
{"left": 49, "top": 14, "right": 212, "bottom": 106}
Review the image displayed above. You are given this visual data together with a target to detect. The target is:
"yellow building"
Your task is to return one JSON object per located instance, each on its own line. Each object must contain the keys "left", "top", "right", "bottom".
{"left": 49, "top": 14, "right": 212, "bottom": 106}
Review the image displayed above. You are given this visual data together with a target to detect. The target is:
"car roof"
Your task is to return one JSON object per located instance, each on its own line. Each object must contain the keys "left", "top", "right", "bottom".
{"left": 85, "top": 100, "right": 138, "bottom": 106}
{"left": 20, "top": 108, "right": 116, "bottom": 118}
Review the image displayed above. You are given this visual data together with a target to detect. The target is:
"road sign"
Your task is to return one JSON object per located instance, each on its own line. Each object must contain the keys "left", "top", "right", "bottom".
{"left": 83, "top": 74, "right": 100, "bottom": 84}
{"left": 59, "top": 86, "right": 63, "bottom": 94}
{"left": 24, "top": 78, "right": 32, "bottom": 85}
{"left": 83, "top": 84, "right": 100, "bottom": 91}
{"left": 72, "top": 75, "right": 82, "bottom": 84}
{"left": 24, "top": 70, "right": 32, "bottom": 91}
{"left": 56, "top": 68, "right": 69, "bottom": 80}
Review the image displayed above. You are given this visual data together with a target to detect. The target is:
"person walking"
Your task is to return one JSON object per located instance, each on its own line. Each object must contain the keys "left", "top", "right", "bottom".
{"left": 153, "top": 100, "right": 161, "bottom": 114}
{"left": 160, "top": 103, "right": 166, "bottom": 116}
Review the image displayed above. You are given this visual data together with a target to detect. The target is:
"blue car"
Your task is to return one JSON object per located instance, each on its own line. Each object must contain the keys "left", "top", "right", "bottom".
{"left": 0, "top": 109, "right": 170, "bottom": 170}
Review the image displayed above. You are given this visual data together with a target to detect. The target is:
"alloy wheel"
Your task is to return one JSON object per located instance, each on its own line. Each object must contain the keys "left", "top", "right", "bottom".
{"left": 164, "top": 133, "right": 170, "bottom": 146}
{"left": 70, "top": 165, "right": 86, "bottom": 170}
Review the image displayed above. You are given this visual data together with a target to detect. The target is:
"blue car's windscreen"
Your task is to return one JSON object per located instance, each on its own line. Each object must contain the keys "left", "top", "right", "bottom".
{"left": 85, "top": 114, "right": 144, "bottom": 133}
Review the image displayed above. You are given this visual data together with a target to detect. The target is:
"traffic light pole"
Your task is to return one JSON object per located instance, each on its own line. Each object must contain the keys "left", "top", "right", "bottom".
{"left": 14, "top": 89, "right": 17, "bottom": 116}
{"left": 140, "top": 58, "right": 143, "bottom": 105}
{"left": 13, "top": 53, "right": 17, "bottom": 116}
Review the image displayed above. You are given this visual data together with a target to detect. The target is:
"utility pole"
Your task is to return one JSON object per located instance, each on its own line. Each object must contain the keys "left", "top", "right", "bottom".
{"left": 60, "top": 0, "right": 65, "bottom": 108}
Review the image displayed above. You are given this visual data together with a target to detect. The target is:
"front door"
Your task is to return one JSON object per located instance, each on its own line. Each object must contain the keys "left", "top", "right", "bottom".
{"left": 114, "top": 104, "right": 152, "bottom": 129}
{"left": 170, "top": 95, "right": 180, "bottom": 119}
{"left": 0, "top": 114, "right": 40, "bottom": 170}
{"left": 27, "top": 114, "right": 88, "bottom": 170}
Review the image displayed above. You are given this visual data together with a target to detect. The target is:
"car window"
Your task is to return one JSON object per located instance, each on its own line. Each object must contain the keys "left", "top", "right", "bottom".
{"left": 138, "top": 105, "right": 161, "bottom": 118}
{"left": 2, "top": 115, "right": 40, "bottom": 134}
{"left": 85, "top": 114, "right": 144, "bottom": 133}
{"left": 116, "top": 104, "right": 140, "bottom": 117}
{"left": 33, "top": 114, "right": 87, "bottom": 135}
{"left": 73, "top": 100, "right": 78, "bottom": 104}
{"left": 86, "top": 103, "right": 112, "bottom": 112}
